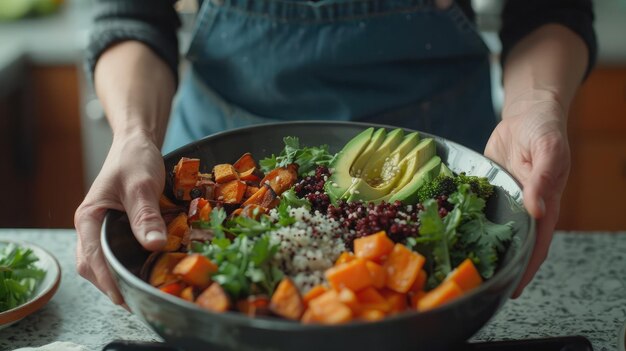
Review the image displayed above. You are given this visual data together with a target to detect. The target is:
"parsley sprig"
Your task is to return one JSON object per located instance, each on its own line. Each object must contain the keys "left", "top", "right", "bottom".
{"left": 259, "top": 137, "right": 336, "bottom": 176}
{"left": 408, "top": 184, "right": 513, "bottom": 288}
{"left": 0, "top": 244, "right": 46, "bottom": 312}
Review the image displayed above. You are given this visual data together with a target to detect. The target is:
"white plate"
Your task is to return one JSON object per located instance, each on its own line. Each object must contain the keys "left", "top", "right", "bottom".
{"left": 0, "top": 240, "right": 61, "bottom": 328}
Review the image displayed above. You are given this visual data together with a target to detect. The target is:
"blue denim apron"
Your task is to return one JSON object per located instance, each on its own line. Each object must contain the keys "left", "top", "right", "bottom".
{"left": 163, "top": 0, "right": 496, "bottom": 153}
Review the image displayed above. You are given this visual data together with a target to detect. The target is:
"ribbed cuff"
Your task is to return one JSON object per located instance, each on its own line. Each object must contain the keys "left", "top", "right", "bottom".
{"left": 85, "top": 19, "right": 180, "bottom": 85}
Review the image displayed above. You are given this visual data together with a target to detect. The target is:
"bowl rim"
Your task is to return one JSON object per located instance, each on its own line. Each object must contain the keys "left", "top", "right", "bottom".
{"left": 0, "top": 240, "right": 62, "bottom": 325}
{"left": 102, "top": 120, "right": 536, "bottom": 331}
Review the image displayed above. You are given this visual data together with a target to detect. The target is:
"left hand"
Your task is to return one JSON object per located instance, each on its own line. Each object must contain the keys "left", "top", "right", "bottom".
{"left": 484, "top": 90, "right": 570, "bottom": 297}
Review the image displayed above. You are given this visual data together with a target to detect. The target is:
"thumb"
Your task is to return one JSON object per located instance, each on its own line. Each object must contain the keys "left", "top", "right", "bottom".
{"left": 124, "top": 182, "right": 167, "bottom": 250}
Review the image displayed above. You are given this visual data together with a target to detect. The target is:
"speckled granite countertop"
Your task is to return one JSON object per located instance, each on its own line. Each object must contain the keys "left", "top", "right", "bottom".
{"left": 0, "top": 229, "right": 624, "bottom": 351}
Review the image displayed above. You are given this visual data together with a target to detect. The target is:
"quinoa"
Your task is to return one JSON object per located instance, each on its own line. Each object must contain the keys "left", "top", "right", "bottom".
{"left": 268, "top": 207, "right": 347, "bottom": 292}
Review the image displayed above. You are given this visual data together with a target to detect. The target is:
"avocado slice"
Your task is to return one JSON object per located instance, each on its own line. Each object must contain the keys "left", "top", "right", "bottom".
{"left": 389, "top": 156, "right": 442, "bottom": 204}
{"left": 350, "top": 128, "right": 386, "bottom": 175}
{"left": 324, "top": 127, "right": 375, "bottom": 203}
{"left": 439, "top": 162, "right": 454, "bottom": 177}
{"left": 345, "top": 132, "right": 420, "bottom": 202}
{"left": 373, "top": 138, "right": 436, "bottom": 202}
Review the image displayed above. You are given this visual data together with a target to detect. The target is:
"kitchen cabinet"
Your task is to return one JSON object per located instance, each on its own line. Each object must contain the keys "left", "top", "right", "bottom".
{"left": 557, "top": 66, "right": 626, "bottom": 230}
{"left": 0, "top": 65, "right": 85, "bottom": 228}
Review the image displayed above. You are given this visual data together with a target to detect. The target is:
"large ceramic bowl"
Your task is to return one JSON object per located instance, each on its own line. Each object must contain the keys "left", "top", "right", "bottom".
{"left": 102, "top": 121, "right": 535, "bottom": 351}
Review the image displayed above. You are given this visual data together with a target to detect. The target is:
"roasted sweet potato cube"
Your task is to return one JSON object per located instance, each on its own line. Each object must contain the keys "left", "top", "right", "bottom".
{"left": 149, "top": 253, "right": 187, "bottom": 287}
{"left": 244, "top": 185, "right": 260, "bottom": 199}
{"left": 270, "top": 278, "right": 305, "bottom": 320}
{"left": 215, "top": 180, "right": 247, "bottom": 204}
{"left": 162, "top": 234, "right": 182, "bottom": 252}
{"left": 242, "top": 184, "right": 277, "bottom": 209}
{"left": 233, "top": 153, "right": 258, "bottom": 173}
{"left": 167, "top": 213, "right": 189, "bottom": 238}
{"left": 237, "top": 295, "right": 270, "bottom": 317}
{"left": 259, "top": 164, "right": 298, "bottom": 196}
{"left": 238, "top": 167, "right": 259, "bottom": 182}
{"left": 159, "top": 281, "right": 187, "bottom": 297}
{"left": 173, "top": 254, "right": 218, "bottom": 288}
{"left": 180, "top": 286, "right": 195, "bottom": 302}
{"left": 197, "top": 283, "right": 231, "bottom": 312}
{"left": 213, "top": 164, "right": 239, "bottom": 184}
{"left": 173, "top": 158, "right": 200, "bottom": 200}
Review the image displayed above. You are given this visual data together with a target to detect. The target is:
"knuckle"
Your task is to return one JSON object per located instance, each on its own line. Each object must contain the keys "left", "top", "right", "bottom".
{"left": 131, "top": 205, "right": 162, "bottom": 226}
{"left": 76, "top": 260, "right": 91, "bottom": 278}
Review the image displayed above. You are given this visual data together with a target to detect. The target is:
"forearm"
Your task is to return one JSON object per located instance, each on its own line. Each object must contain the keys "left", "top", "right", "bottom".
{"left": 94, "top": 41, "right": 176, "bottom": 147}
{"left": 502, "top": 24, "right": 588, "bottom": 120}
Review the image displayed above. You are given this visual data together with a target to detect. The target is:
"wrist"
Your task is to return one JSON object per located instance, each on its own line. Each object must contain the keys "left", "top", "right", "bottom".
{"left": 112, "top": 127, "right": 161, "bottom": 147}
{"left": 502, "top": 88, "right": 567, "bottom": 122}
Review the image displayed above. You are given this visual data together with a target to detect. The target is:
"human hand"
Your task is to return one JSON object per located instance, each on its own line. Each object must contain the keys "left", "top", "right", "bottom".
{"left": 74, "top": 131, "right": 167, "bottom": 304}
{"left": 484, "top": 90, "right": 570, "bottom": 297}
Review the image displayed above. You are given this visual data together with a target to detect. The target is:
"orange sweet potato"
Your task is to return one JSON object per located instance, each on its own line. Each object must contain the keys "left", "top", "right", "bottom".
{"left": 337, "top": 288, "right": 360, "bottom": 312}
{"left": 355, "top": 287, "right": 390, "bottom": 313}
{"left": 240, "top": 204, "right": 267, "bottom": 220}
{"left": 238, "top": 168, "right": 259, "bottom": 182}
{"left": 162, "top": 234, "right": 182, "bottom": 252}
{"left": 149, "top": 252, "right": 187, "bottom": 287}
{"left": 365, "top": 261, "right": 386, "bottom": 289}
{"left": 213, "top": 164, "right": 239, "bottom": 184}
{"left": 353, "top": 231, "right": 394, "bottom": 261}
{"left": 325, "top": 259, "right": 373, "bottom": 292}
{"left": 410, "top": 269, "right": 428, "bottom": 293}
{"left": 384, "top": 244, "right": 426, "bottom": 293}
{"left": 215, "top": 180, "right": 247, "bottom": 204}
{"left": 270, "top": 278, "right": 305, "bottom": 320}
{"left": 417, "top": 280, "right": 464, "bottom": 312}
{"left": 301, "top": 308, "right": 317, "bottom": 324}
{"left": 242, "top": 184, "right": 278, "bottom": 209}
{"left": 308, "top": 290, "right": 353, "bottom": 325}
{"left": 159, "top": 281, "right": 187, "bottom": 297}
{"left": 188, "top": 198, "right": 209, "bottom": 222}
{"left": 260, "top": 164, "right": 298, "bottom": 196}
{"left": 244, "top": 185, "right": 260, "bottom": 199}
{"left": 180, "top": 286, "right": 195, "bottom": 302}
{"left": 380, "top": 289, "right": 408, "bottom": 314}
{"left": 303, "top": 285, "right": 328, "bottom": 307}
{"left": 334, "top": 252, "right": 355, "bottom": 266}
{"left": 410, "top": 291, "right": 426, "bottom": 309}
{"left": 446, "top": 258, "right": 483, "bottom": 292}
{"left": 357, "top": 309, "right": 385, "bottom": 322}
{"left": 167, "top": 213, "right": 189, "bottom": 238}
{"left": 198, "top": 202, "right": 212, "bottom": 221}
{"left": 237, "top": 295, "right": 270, "bottom": 317}
{"left": 196, "top": 283, "right": 231, "bottom": 312}
{"left": 233, "top": 152, "right": 258, "bottom": 173}
{"left": 173, "top": 158, "right": 200, "bottom": 200}
{"left": 172, "top": 254, "right": 218, "bottom": 288}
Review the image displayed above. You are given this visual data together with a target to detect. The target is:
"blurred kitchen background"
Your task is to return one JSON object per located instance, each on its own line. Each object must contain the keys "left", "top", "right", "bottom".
{"left": 0, "top": 0, "right": 624, "bottom": 230}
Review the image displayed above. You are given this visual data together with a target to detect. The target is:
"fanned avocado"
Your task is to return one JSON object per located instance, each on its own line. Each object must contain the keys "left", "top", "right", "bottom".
{"left": 389, "top": 156, "right": 442, "bottom": 204}
{"left": 373, "top": 138, "right": 436, "bottom": 202}
{"left": 324, "top": 128, "right": 375, "bottom": 203}
{"left": 350, "top": 128, "right": 386, "bottom": 175}
{"left": 346, "top": 132, "right": 420, "bottom": 202}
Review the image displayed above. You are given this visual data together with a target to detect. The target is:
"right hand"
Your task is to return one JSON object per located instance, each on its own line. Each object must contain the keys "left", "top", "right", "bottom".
{"left": 74, "top": 131, "right": 167, "bottom": 304}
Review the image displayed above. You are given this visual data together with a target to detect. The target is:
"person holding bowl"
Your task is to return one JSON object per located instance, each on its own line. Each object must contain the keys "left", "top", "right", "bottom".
{"left": 75, "top": 0, "right": 596, "bottom": 305}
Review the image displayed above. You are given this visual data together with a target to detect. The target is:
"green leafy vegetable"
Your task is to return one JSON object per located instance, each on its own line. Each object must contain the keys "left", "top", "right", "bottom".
{"left": 0, "top": 244, "right": 46, "bottom": 312}
{"left": 279, "top": 188, "right": 311, "bottom": 210}
{"left": 416, "top": 173, "right": 494, "bottom": 204}
{"left": 259, "top": 137, "right": 336, "bottom": 176}
{"left": 411, "top": 183, "right": 513, "bottom": 288}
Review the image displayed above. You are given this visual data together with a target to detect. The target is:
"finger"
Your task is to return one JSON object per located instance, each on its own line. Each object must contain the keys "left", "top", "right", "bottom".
{"left": 74, "top": 204, "right": 106, "bottom": 287}
{"left": 92, "top": 247, "right": 125, "bottom": 305}
{"left": 511, "top": 196, "right": 560, "bottom": 298}
{"left": 123, "top": 177, "right": 167, "bottom": 251}
{"left": 522, "top": 144, "right": 562, "bottom": 219}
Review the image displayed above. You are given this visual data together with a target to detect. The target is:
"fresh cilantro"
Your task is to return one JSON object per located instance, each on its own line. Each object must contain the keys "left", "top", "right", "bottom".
{"left": 279, "top": 188, "right": 311, "bottom": 210}
{"left": 413, "top": 183, "right": 513, "bottom": 287}
{"left": 276, "top": 201, "right": 296, "bottom": 227}
{"left": 450, "top": 184, "right": 514, "bottom": 279}
{"left": 224, "top": 214, "right": 277, "bottom": 237}
{"left": 0, "top": 244, "right": 46, "bottom": 312}
{"left": 259, "top": 137, "right": 336, "bottom": 176}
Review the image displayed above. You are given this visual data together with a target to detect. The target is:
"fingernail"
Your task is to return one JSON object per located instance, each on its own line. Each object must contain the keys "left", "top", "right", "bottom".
{"left": 146, "top": 230, "right": 165, "bottom": 243}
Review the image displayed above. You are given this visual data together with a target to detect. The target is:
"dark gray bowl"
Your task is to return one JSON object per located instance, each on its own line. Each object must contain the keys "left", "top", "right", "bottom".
{"left": 102, "top": 121, "right": 535, "bottom": 351}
